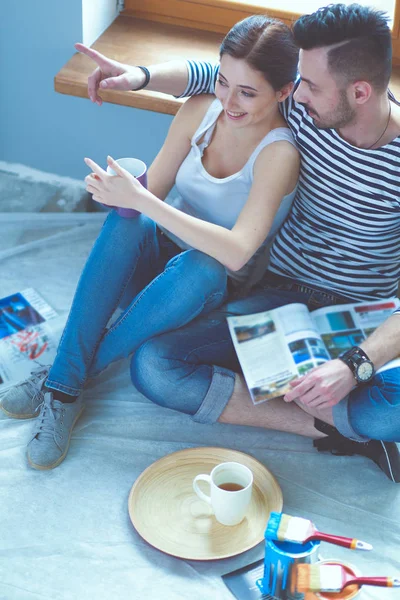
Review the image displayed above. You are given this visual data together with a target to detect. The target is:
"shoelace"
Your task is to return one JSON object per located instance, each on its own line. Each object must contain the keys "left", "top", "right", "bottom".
{"left": 19, "top": 363, "right": 50, "bottom": 400}
{"left": 19, "top": 365, "right": 49, "bottom": 390}
{"left": 34, "top": 394, "right": 64, "bottom": 440}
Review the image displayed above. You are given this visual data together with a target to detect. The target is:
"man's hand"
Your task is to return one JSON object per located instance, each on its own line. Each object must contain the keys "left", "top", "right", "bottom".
{"left": 75, "top": 43, "right": 146, "bottom": 105}
{"left": 284, "top": 359, "right": 356, "bottom": 409}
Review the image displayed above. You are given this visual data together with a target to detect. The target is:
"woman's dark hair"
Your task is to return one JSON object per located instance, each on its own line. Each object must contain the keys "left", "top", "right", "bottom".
{"left": 220, "top": 15, "right": 299, "bottom": 91}
{"left": 293, "top": 4, "right": 392, "bottom": 92}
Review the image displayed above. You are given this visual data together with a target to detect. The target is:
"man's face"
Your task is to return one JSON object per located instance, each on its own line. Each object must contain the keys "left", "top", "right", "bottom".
{"left": 293, "top": 47, "right": 356, "bottom": 129}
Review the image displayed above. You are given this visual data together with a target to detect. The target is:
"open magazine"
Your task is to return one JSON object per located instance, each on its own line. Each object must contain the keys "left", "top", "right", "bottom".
{"left": 0, "top": 288, "right": 64, "bottom": 394}
{"left": 222, "top": 559, "right": 268, "bottom": 599}
{"left": 227, "top": 298, "right": 400, "bottom": 405}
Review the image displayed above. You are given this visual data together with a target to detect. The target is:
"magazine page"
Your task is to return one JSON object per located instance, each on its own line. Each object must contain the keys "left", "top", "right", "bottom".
{"left": 0, "top": 288, "right": 58, "bottom": 341}
{"left": 222, "top": 559, "right": 267, "bottom": 599}
{"left": 310, "top": 298, "right": 400, "bottom": 373}
{"left": 227, "top": 303, "right": 330, "bottom": 405}
{"left": 0, "top": 289, "right": 63, "bottom": 393}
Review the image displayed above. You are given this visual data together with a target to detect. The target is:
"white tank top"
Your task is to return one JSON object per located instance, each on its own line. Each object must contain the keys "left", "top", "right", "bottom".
{"left": 162, "top": 98, "right": 298, "bottom": 284}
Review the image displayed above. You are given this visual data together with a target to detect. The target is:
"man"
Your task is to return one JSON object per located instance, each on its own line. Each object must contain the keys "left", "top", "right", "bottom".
{"left": 130, "top": 4, "right": 400, "bottom": 481}
{"left": 2, "top": 4, "right": 400, "bottom": 480}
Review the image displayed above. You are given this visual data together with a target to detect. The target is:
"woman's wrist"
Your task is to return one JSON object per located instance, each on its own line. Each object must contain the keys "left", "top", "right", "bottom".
{"left": 134, "top": 186, "right": 156, "bottom": 213}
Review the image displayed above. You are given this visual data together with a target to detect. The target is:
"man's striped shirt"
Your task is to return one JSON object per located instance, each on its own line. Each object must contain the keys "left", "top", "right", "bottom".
{"left": 180, "top": 60, "right": 400, "bottom": 308}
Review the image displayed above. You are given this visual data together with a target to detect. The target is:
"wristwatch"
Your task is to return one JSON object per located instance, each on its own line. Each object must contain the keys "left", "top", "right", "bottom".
{"left": 338, "top": 346, "right": 375, "bottom": 384}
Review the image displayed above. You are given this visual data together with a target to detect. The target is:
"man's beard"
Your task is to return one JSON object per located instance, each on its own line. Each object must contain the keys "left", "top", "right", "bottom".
{"left": 304, "top": 90, "right": 356, "bottom": 130}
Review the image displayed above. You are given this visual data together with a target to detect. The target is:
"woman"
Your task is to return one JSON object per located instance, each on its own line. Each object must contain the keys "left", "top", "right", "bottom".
{"left": 1, "top": 15, "right": 299, "bottom": 470}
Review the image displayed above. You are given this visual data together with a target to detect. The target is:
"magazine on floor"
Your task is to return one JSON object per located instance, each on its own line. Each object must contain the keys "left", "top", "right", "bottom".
{"left": 0, "top": 288, "right": 63, "bottom": 393}
{"left": 227, "top": 297, "right": 400, "bottom": 405}
{"left": 222, "top": 559, "right": 273, "bottom": 599}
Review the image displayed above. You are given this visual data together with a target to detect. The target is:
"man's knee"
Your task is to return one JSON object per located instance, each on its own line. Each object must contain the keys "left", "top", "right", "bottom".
{"left": 348, "top": 369, "right": 400, "bottom": 441}
{"left": 131, "top": 336, "right": 209, "bottom": 416}
{"left": 131, "top": 338, "right": 172, "bottom": 408}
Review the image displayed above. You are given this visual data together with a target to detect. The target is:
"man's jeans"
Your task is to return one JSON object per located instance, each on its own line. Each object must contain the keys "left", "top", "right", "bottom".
{"left": 132, "top": 272, "right": 400, "bottom": 442}
{"left": 46, "top": 210, "right": 227, "bottom": 395}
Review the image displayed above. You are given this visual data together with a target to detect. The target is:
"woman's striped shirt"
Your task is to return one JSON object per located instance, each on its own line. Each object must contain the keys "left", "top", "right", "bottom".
{"left": 180, "top": 60, "right": 400, "bottom": 306}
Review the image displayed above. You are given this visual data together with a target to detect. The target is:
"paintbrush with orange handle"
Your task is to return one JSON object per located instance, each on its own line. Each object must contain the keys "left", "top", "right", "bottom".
{"left": 292, "top": 563, "right": 400, "bottom": 594}
{"left": 266, "top": 512, "right": 372, "bottom": 550}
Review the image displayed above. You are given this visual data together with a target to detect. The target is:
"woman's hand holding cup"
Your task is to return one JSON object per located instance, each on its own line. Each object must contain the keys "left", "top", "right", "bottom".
{"left": 84, "top": 156, "right": 148, "bottom": 218}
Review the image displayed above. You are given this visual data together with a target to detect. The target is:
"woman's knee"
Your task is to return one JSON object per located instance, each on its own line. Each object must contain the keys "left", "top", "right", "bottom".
{"left": 103, "top": 211, "right": 156, "bottom": 246}
{"left": 167, "top": 250, "right": 227, "bottom": 301}
{"left": 171, "top": 248, "right": 225, "bottom": 275}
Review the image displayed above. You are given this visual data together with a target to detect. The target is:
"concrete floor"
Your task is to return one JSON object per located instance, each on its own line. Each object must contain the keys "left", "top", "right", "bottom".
{"left": 0, "top": 160, "right": 92, "bottom": 213}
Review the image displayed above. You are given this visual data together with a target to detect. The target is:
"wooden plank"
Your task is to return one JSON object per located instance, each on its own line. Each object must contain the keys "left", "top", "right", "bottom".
{"left": 390, "top": 65, "right": 400, "bottom": 97}
{"left": 124, "top": 0, "right": 297, "bottom": 32}
{"left": 54, "top": 14, "right": 400, "bottom": 114}
{"left": 54, "top": 16, "right": 222, "bottom": 115}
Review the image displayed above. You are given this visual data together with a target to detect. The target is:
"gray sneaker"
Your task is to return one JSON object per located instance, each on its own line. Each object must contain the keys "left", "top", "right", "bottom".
{"left": 27, "top": 392, "right": 84, "bottom": 470}
{"left": 0, "top": 364, "right": 51, "bottom": 419}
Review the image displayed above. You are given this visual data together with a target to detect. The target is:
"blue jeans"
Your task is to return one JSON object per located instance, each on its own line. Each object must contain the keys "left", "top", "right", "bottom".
{"left": 46, "top": 211, "right": 227, "bottom": 395}
{"left": 132, "top": 272, "right": 400, "bottom": 442}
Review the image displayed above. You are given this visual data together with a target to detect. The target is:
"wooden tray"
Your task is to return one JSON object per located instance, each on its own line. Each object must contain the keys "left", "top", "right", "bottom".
{"left": 128, "top": 446, "right": 282, "bottom": 560}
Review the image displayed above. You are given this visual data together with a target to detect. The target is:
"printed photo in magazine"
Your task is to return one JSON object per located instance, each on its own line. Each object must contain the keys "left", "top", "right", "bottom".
{"left": 0, "top": 289, "right": 64, "bottom": 394}
{"left": 227, "top": 298, "right": 400, "bottom": 405}
{"left": 222, "top": 559, "right": 270, "bottom": 600}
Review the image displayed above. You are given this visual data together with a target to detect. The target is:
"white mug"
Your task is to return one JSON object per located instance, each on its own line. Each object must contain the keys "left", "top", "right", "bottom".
{"left": 193, "top": 462, "right": 253, "bottom": 526}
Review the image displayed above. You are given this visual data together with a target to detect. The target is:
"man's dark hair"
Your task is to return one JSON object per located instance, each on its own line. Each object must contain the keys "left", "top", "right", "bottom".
{"left": 293, "top": 3, "right": 392, "bottom": 92}
{"left": 220, "top": 15, "right": 299, "bottom": 90}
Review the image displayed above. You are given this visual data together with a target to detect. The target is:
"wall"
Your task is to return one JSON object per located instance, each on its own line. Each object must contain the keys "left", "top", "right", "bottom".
{"left": 0, "top": 1, "right": 173, "bottom": 181}
{"left": 82, "top": 0, "right": 119, "bottom": 46}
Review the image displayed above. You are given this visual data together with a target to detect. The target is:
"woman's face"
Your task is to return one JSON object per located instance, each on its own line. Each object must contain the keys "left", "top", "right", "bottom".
{"left": 215, "top": 54, "right": 282, "bottom": 128}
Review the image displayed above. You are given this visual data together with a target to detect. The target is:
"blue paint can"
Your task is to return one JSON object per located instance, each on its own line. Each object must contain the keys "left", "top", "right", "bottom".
{"left": 256, "top": 539, "right": 320, "bottom": 600}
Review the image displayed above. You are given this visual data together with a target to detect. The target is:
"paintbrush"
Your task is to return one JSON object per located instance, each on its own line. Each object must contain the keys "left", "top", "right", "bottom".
{"left": 292, "top": 563, "right": 400, "bottom": 593}
{"left": 266, "top": 512, "right": 372, "bottom": 550}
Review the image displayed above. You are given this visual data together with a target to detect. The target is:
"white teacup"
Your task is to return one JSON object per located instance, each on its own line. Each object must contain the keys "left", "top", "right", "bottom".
{"left": 193, "top": 462, "right": 253, "bottom": 526}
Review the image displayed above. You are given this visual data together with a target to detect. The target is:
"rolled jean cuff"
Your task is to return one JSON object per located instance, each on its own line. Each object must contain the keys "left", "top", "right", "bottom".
{"left": 45, "top": 379, "right": 82, "bottom": 397}
{"left": 332, "top": 394, "right": 370, "bottom": 442}
{"left": 192, "top": 366, "right": 236, "bottom": 424}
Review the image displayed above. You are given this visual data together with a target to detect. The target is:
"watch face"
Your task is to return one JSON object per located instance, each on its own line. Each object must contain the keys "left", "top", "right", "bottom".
{"left": 357, "top": 361, "right": 374, "bottom": 381}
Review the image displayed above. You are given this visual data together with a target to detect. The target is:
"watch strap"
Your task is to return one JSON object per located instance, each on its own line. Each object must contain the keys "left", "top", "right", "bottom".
{"left": 338, "top": 346, "right": 374, "bottom": 382}
{"left": 340, "top": 346, "right": 370, "bottom": 363}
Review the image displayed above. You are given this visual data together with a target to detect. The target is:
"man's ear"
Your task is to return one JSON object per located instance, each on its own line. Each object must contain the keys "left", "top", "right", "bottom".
{"left": 352, "top": 81, "right": 372, "bottom": 105}
{"left": 277, "top": 81, "right": 294, "bottom": 102}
